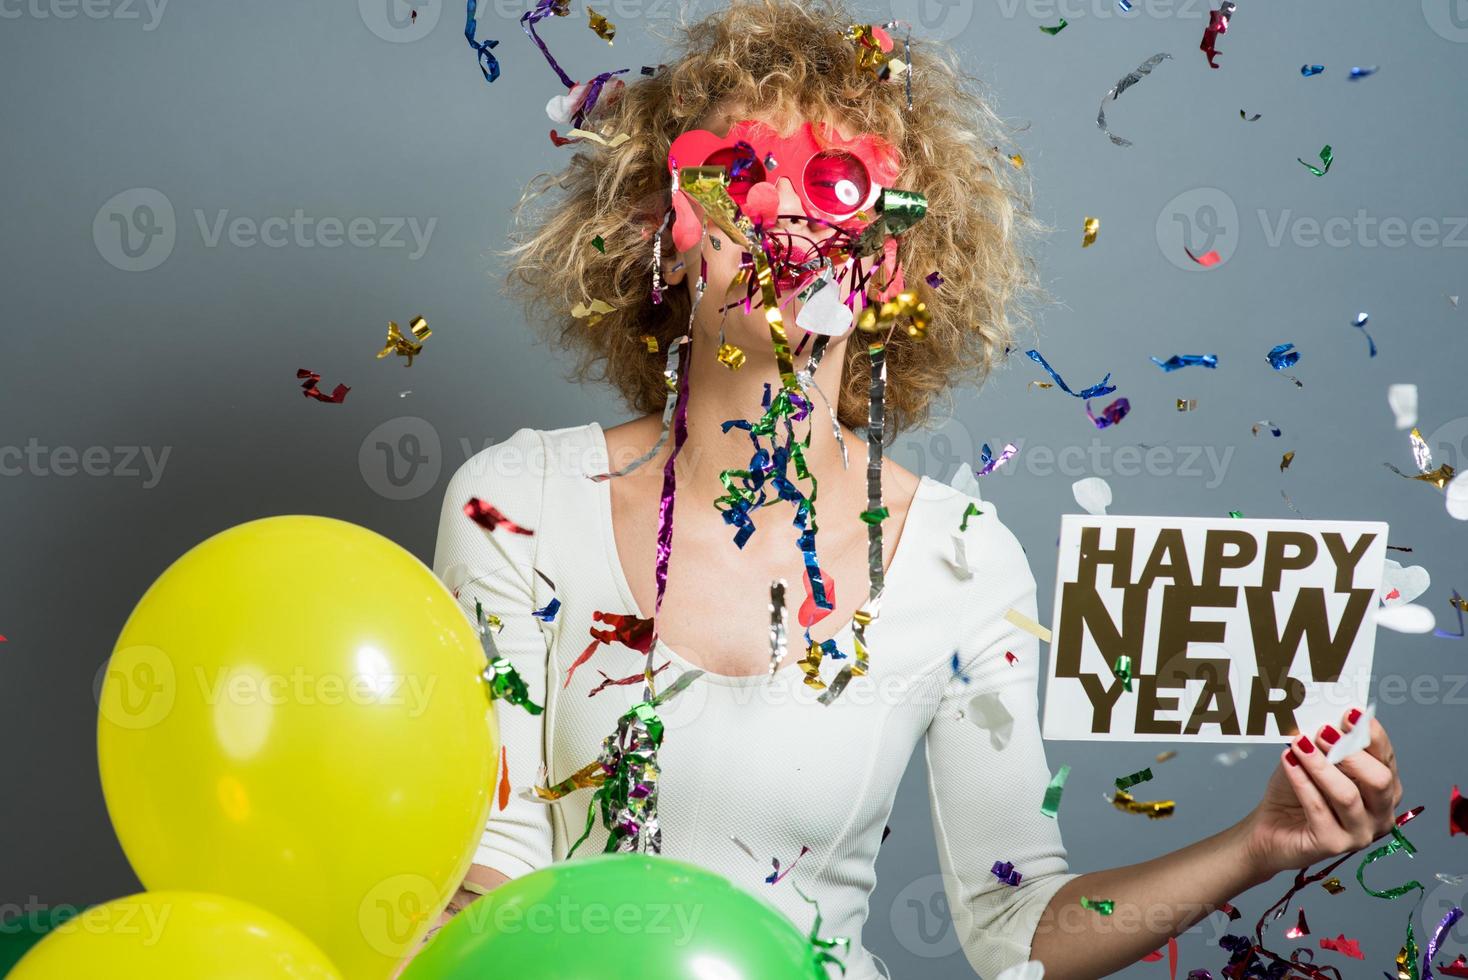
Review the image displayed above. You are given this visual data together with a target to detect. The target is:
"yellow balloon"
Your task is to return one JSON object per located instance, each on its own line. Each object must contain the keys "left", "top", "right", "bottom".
{"left": 97, "top": 517, "right": 497, "bottom": 980}
{"left": 11, "top": 891, "right": 342, "bottom": 979}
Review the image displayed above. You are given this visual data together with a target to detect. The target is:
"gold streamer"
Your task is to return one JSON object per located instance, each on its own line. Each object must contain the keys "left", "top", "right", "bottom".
{"left": 377, "top": 316, "right": 431, "bottom": 366}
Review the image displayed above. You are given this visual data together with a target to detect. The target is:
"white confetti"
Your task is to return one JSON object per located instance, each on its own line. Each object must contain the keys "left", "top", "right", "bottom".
{"left": 1447, "top": 469, "right": 1468, "bottom": 521}
{"left": 996, "top": 962, "right": 1046, "bottom": 980}
{"left": 947, "top": 534, "right": 974, "bottom": 581}
{"left": 948, "top": 463, "right": 983, "bottom": 501}
{"left": 1386, "top": 384, "right": 1418, "bottom": 430}
{"left": 795, "top": 272, "right": 854, "bottom": 336}
{"left": 1072, "top": 476, "right": 1113, "bottom": 516}
{"left": 1325, "top": 702, "right": 1375, "bottom": 764}
{"left": 1379, "top": 559, "right": 1430, "bottom": 607}
{"left": 1374, "top": 603, "right": 1436, "bottom": 634}
{"left": 966, "top": 691, "right": 1015, "bottom": 750}
{"left": 1215, "top": 748, "right": 1250, "bottom": 767}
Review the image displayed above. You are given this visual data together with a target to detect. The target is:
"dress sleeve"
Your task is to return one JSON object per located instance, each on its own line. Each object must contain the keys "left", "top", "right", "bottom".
{"left": 431, "top": 427, "right": 554, "bottom": 879}
{"left": 923, "top": 506, "right": 1079, "bottom": 978}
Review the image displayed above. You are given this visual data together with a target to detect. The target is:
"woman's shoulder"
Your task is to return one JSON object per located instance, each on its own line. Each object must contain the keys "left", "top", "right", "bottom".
{"left": 910, "top": 470, "right": 1035, "bottom": 587}
{"left": 441, "top": 422, "right": 606, "bottom": 527}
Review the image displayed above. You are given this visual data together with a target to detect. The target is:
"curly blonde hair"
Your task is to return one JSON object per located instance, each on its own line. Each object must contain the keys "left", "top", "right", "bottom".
{"left": 503, "top": 0, "right": 1039, "bottom": 435}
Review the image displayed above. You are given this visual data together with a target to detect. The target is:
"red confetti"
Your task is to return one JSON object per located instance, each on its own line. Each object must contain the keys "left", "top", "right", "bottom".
{"left": 1199, "top": 1, "right": 1234, "bottom": 69}
{"left": 1005, "top": 651, "right": 1019, "bottom": 666}
{"left": 1385, "top": 588, "right": 1401, "bottom": 601}
{"left": 496, "top": 745, "right": 510, "bottom": 810}
{"left": 1451, "top": 785, "right": 1467, "bottom": 836}
{"left": 1285, "top": 908, "right": 1310, "bottom": 939}
{"left": 1139, "top": 936, "right": 1179, "bottom": 979}
{"left": 1440, "top": 955, "right": 1468, "bottom": 978}
{"left": 463, "top": 498, "right": 535, "bottom": 536}
{"left": 1185, "top": 247, "right": 1223, "bottom": 268}
{"left": 296, "top": 368, "right": 350, "bottom": 403}
{"left": 799, "top": 569, "right": 835, "bottom": 627}
{"left": 1319, "top": 934, "right": 1364, "bottom": 960}
{"left": 564, "top": 611, "right": 656, "bottom": 688}
{"left": 587, "top": 660, "right": 670, "bottom": 698}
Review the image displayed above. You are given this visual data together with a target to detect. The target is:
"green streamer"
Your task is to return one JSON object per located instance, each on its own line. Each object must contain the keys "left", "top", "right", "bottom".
{"left": 1081, "top": 896, "right": 1114, "bottom": 915}
{"left": 1112, "top": 654, "right": 1134, "bottom": 693}
{"left": 1041, "top": 764, "right": 1072, "bottom": 818}
{"left": 959, "top": 502, "right": 983, "bottom": 531}
{"left": 1357, "top": 825, "right": 1424, "bottom": 899}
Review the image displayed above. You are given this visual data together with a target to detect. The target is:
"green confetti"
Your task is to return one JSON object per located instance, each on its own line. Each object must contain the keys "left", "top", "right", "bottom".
{"left": 1039, "top": 18, "right": 1068, "bottom": 34}
{"left": 959, "top": 501, "right": 983, "bottom": 532}
{"left": 1112, "top": 654, "right": 1134, "bottom": 693}
{"left": 859, "top": 506, "right": 890, "bottom": 526}
{"left": 1081, "top": 896, "right": 1115, "bottom": 916}
{"left": 1041, "top": 764, "right": 1071, "bottom": 818}
{"left": 1356, "top": 825, "right": 1423, "bottom": 900}
{"left": 1114, "top": 767, "right": 1153, "bottom": 791}
{"left": 591, "top": 235, "right": 606, "bottom": 252}
{"left": 1228, "top": 510, "right": 1244, "bottom": 518}
{"left": 1298, "top": 144, "right": 1333, "bottom": 177}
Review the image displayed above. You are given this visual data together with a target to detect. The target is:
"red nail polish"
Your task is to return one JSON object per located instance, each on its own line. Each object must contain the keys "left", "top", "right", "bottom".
{"left": 1296, "top": 736, "right": 1315, "bottom": 754}
{"left": 1320, "top": 726, "right": 1340, "bottom": 745}
{"left": 1347, "top": 708, "right": 1362, "bottom": 726}
{"left": 1286, "top": 751, "right": 1300, "bottom": 767}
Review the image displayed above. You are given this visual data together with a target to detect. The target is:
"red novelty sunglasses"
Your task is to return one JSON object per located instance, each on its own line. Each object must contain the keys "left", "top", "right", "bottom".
{"left": 667, "top": 119, "right": 901, "bottom": 227}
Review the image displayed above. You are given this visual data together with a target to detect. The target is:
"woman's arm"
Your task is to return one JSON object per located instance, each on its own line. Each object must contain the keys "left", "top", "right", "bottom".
{"left": 1030, "top": 710, "right": 1404, "bottom": 979}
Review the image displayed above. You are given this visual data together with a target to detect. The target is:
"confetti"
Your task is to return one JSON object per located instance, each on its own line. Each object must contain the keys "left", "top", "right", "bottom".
{"left": 591, "top": 235, "right": 605, "bottom": 252}
{"left": 1072, "top": 476, "right": 1112, "bottom": 516}
{"left": 1380, "top": 559, "right": 1431, "bottom": 606}
{"left": 1298, "top": 144, "right": 1334, "bottom": 176}
{"left": 1117, "top": 0, "right": 1132, "bottom": 9}
{"left": 1451, "top": 472, "right": 1468, "bottom": 520}
{"left": 587, "top": 7, "right": 615, "bottom": 43}
{"left": 1176, "top": 398, "right": 1198, "bottom": 412}
{"left": 572, "top": 298, "right": 616, "bottom": 325}
{"left": 1377, "top": 603, "right": 1437, "bottom": 633}
{"left": 717, "top": 343, "right": 746, "bottom": 370}
{"left": 1115, "top": 768, "right": 1154, "bottom": 791}
{"left": 1185, "top": 247, "right": 1224, "bottom": 267}
{"left": 959, "top": 501, "right": 983, "bottom": 531}
{"left": 1081, "top": 897, "right": 1115, "bottom": 916}
{"left": 1265, "top": 341, "right": 1301, "bottom": 371}
{"left": 1280, "top": 450, "right": 1295, "bottom": 472}
{"left": 1082, "top": 216, "right": 1100, "bottom": 247}
{"left": 1005, "top": 651, "right": 1019, "bottom": 667}
{"left": 586, "top": 661, "right": 670, "bottom": 698}
{"left": 463, "top": 0, "right": 501, "bottom": 84}
{"left": 1098, "top": 52, "right": 1173, "bottom": 147}
{"left": 1348, "top": 66, "right": 1378, "bottom": 80}
{"left": 1434, "top": 591, "right": 1467, "bottom": 638}
{"left": 1155, "top": 751, "right": 1177, "bottom": 764}
{"left": 1025, "top": 349, "right": 1116, "bottom": 398}
{"left": 1039, "top": 18, "right": 1068, "bottom": 34}
{"left": 1006, "top": 608, "right": 1052, "bottom": 643}
{"left": 1349, "top": 311, "right": 1377, "bottom": 357}
{"left": 566, "top": 127, "right": 630, "bottom": 148}
{"left": 992, "top": 861, "right": 1024, "bottom": 886}
{"left": 1151, "top": 353, "right": 1218, "bottom": 371}
{"left": 1451, "top": 786, "right": 1467, "bottom": 836}
{"left": 1041, "top": 764, "right": 1071, "bottom": 817}
{"left": 1215, "top": 748, "right": 1250, "bottom": 766}
{"left": 765, "top": 845, "right": 811, "bottom": 885}
{"left": 1240, "top": 110, "right": 1262, "bottom": 121}
{"left": 464, "top": 498, "right": 535, "bottom": 536}
{"left": 1112, "top": 654, "right": 1134, "bottom": 693}
{"left": 1301, "top": 64, "right": 1326, "bottom": 77}
{"left": 377, "top": 315, "right": 431, "bottom": 366}
{"left": 1228, "top": 510, "right": 1245, "bottom": 518}
{"left": 497, "top": 745, "right": 511, "bottom": 810}
{"left": 1200, "top": 2, "right": 1236, "bottom": 68}
{"left": 1111, "top": 789, "right": 1175, "bottom": 819}
{"left": 925, "top": 271, "right": 944, "bottom": 289}
{"left": 1284, "top": 908, "right": 1310, "bottom": 939}
{"left": 966, "top": 691, "right": 1015, "bottom": 750}
{"left": 1088, "top": 397, "right": 1132, "bottom": 430}
{"left": 1319, "top": 934, "right": 1364, "bottom": 959}
{"left": 996, "top": 963, "right": 1045, "bottom": 980}
{"left": 1388, "top": 384, "right": 1418, "bottom": 430}
{"left": 1322, "top": 876, "right": 1346, "bottom": 895}
{"left": 296, "top": 369, "right": 350, "bottom": 403}
{"left": 1008, "top": 153, "right": 1025, "bottom": 168}
{"left": 977, "top": 442, "right": 1019, "bottom": 476}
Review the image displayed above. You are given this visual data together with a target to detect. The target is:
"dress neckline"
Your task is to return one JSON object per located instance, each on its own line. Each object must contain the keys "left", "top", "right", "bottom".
{"left": 588, "top": 419, "right": 933, "bottom": 688}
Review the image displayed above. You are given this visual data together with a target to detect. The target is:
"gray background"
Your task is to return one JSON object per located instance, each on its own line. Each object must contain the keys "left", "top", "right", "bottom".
{"left": 2, "top": 0, "right": 1466, "bottom": 976}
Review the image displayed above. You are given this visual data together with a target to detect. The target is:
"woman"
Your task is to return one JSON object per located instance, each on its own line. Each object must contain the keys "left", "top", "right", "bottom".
{"left": 429, "top": 2, "right": 1404, "bottom": 976}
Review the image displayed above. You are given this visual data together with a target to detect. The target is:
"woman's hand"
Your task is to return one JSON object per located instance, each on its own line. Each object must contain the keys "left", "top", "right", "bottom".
{"left": 1240, "top": 706, "right": 1404, "bottom": 879}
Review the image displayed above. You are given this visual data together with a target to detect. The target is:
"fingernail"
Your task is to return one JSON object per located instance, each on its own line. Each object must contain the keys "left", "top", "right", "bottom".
{"left": 1295, "top": 736, "right": 1315, "bottom": 755}
{"left": 1320, "top": 725, "right": 1340, "bottom": 745}
{"left": 1347, "top": 708, "right": 1362, "bottom": 725}
{"left": 1286, "top": 751, "right": 1300, "bottom": 767}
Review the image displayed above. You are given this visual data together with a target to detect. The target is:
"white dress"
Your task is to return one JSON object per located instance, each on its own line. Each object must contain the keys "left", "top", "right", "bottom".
{"left": 431, "top": 421, "right": 1078, "bottom": 979}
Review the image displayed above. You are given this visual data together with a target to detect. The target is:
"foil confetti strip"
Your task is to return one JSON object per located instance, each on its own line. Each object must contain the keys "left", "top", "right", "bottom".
{"left": 765, "top": 845, "right": 811, "bottom": 885}
{"left": 1453, "top": 786, "right": 1467, "bottom": 836}
{"left": 1285, "top": 909, "right": 1311, "bottom": 939}
{"left": 1425, "top": 907, "right": 1465, "bottom": 979}
{"left": 586, "top": 7, "right": 614, "bottom": 43}
{"left": 1301, "top": 64, "right": 1326, "bottom": 77}
{"left": 1185, "top": 247, "right": 1224, "bottom": 267}
{"left": 795, "top": 334, "right": 850, "bottom": 471}
{"left": 1041, "top": 764, "right": 1071, "bottom": 817}
{"left": 296, "top": 368, "right": 349, "bottom": 403}
{"left": 1082, "top": 216, "right": 1100, "bottom": 247}
{"left": 1039, "top": 18, "right": 1068, "bottom": 34}
{"left": 1253, "top": 420, "right": 1283, "bottom": 437}
{"left": 1006, "top": 608, "right": 1053, "bottom": 643}
{"left": 1111, "top": 789, "right": 1176, "bottom": 819}
{"left": 1098, "top": 52, "right": 1173, "bottom": 147}
{"left": 1299, "top": 144, "right": 1334, "bottom": 176}
{"left": 1112, "top": 654, "right": 1134, "bottom": 692}
{"left": 1177, "top": 398, "right": 1198, "bottom": 412}
{"left": 1349, "top": 66, "right": 1379, "bottom": 80}
{"left": 464, "top": 498, "right": 535, "bottom": 535}
{"left": 497, "top": 745, "right": 511, "bottom": 810}
{"left": 1322, "top": 876, "right": 1346, "bottom": 895}
{"left": 567, "top": 128, "right": 630, "bottom": 148}
{"left": 1281, "top": 450, "right": 1296, "bottom": 472}
{"left": 1152, "top": 353, "right": 1219, "bottom": 371}
{"left": 377, "top": 315, "right": 431, "bottom": 365}
{"left": 463, "top": 0, "right": 501, "bottom": 83}
{"left": 564, "top": 610, "right": 656, "bottom": 689}
{"left": 768, "top": 579, "right": 788, "bottom": 677}
{"left": 521, "top": 0, "right": 575, "bottom": 90}
{"left": 1319, "top": 934, "right": 1364, "bottom": 959}
{"left": 586, "top": 661, "right": 670, "bottom": 698}
{"left": 1087, "top": 397, "right": 1132, "bottom": 430}
{"left": 1081, "top": 896, "right": 1116, "bottom": 916}
{"left": 1200, "top": 1, "right": 1236, "bottom": 68}
{"left": 588, "top": 333, "right": 694, "bottom": 482}
{"left": 1350, "top": 311, "right": 1378, "bottom": 357}
{"left": 977, "top": 442, "right": 1019, "bottom": 476}
{"left": 1025, "top": 349, "right": 1117, "bottom": 398}
{"left": 571, "top": 298, "right": 616, "bottom": 323}
{"left": 960, "top": 502, "right": 983, "bottom": 531}
{"left": 1241, "top": 110, "right": 1262, "bottom": 121}
{"left": 992, "top": 861, "right": 1023, "bottom": 886}
{"left": 1433, "top": 590, "right": 1467, "bottom": 638}
{"left": 795, "top": 883, "right": 851, "bottom": 975}
{"left": 1115, "top": 767, "right": 1154, "bottom": 791}
{"left": 477, "top": 604, "right": 545, "bottom": 715}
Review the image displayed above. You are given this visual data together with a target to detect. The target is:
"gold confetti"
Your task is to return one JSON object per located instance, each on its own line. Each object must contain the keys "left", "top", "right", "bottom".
{"left": 1155, "top": 750, "right": 1177, "bottom": 764}
{"left": 1082, "top": 216, "right": 1100, "bottom": 248}
{"left": 572, "top": 299, "right": 616, "bottom": 326}
{"left": 1322, "top": 876, "right": 1346, "bottom": 895}
{"left": 567, "top": 128, "right": 630, "bottom": 148}
{"left": 1009, "top": 153, "right": 1025, "bottom": 168}
{"left": 855, "top": 291, "right": 930, "bottom": 340}
{"left": 640, "top": 335, "right": 659, "bottom": 353}
{"left": 717, "top": 343, "right": 746, "bottom": 370}
{"left": 1177, "top": 398, "right": 1198, "bottom": 412}
{"left": 377, "top": 315, "right": 431, "bottom": 366}
{"left": 1027, "top": 380, "right": 1055, "bottom": 391}
{"left": 1004, "top": 608, "right": 1052, "bottom": 643}
{"left": 587, "top": 7, "right": 615, "bottom": 43}
{"left": 1280, "top": 450, "right": 1296, "bottom": 472}
{"left": 1111, "top": 789, "right": 1176, "bottom": 819}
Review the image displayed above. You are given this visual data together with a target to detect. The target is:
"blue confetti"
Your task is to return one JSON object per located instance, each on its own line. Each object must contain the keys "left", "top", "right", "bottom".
{"left": 1350, "top": 311, "right": 1377, "bottom": 357}
{"left": 1265, "top": 342, "right": 1301, "bottom": 371}
{"left": 1151, "top": 354, "right": 1219, "bottom": 371}
{"left": 1024, "top": 349, "right": 1117, "bottom": 399}
{"left": 1086, "top": 397, "right": 1131, "bottom": 430}
{"left": 1301, "top": 64, "right": 1325, "bottom": 77}
{"left": 464, "top": 0, "right": 502, "bottom": 83}
{"left": 1348, "top": 66, "right": 1379, "bottom": 80}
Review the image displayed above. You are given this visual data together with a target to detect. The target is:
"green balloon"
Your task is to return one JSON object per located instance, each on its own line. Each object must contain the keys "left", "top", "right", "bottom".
{"left": 402, "top": 855, "right": 827, "bottom": 980}
{"left": 0, "top": 907, "right": 89, "bottom": 977}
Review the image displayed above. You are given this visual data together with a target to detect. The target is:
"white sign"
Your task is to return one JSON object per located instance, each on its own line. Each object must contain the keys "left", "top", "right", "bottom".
{"left": 1042, "top": 515, "right": 1388, "bottom": 742}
